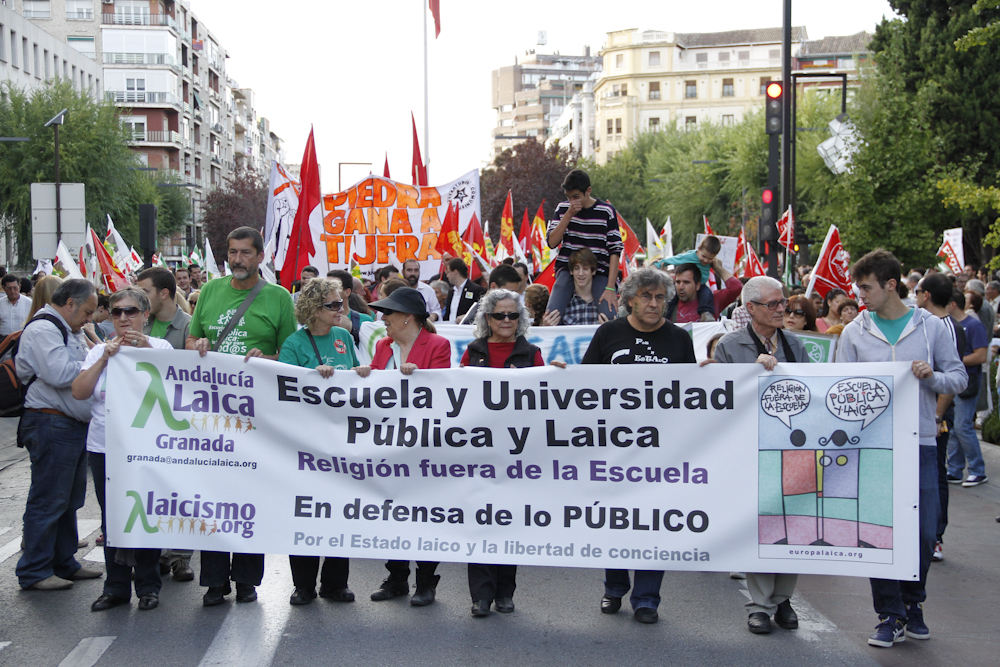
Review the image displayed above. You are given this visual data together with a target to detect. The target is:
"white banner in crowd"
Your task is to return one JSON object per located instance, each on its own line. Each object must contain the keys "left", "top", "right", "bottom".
{"left": 106, "top": 350, "right": 919, "bottom": 579}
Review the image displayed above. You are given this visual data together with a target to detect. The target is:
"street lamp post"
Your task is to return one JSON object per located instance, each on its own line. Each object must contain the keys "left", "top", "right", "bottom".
{"left": 44, "top": 109, "right": 68, "bottom": 248}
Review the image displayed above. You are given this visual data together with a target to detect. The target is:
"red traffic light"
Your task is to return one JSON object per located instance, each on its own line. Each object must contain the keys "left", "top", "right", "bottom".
{"left": 762, "top": 189, "right": 774, "bottom": 205}
{"left": 766, "top": 82, "right": 783, "bottom": 99}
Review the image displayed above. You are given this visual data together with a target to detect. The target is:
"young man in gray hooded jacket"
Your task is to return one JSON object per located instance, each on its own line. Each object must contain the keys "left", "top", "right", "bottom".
{"left": 835, "top": 249, "right": 966, "bottom": 649}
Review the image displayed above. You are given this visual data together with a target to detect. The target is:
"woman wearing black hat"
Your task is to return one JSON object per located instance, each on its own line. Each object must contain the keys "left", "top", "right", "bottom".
{"left": 364, "top": 286, "right": 451, "bottom": 606}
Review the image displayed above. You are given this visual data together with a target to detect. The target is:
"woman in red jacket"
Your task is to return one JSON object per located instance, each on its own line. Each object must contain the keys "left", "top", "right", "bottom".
{"left": 364, "top": 286, "right": 451, "bottom": 605}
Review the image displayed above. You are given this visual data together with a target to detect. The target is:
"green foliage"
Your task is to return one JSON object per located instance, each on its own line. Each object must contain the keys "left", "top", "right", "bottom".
{"left": 954, "top": 0, "right": 1000, "bottom": 50}
{"left": 153, "top": 169, "right": 194, "bottom": 239}
{"left": 202, "top": 166, "right": 267, "bottom": 263}
{"left": 0, "top": 81, "right": 160, "bottom": 264}
{"left": 982, "top": 357, "right": 1000, "bottom": 443}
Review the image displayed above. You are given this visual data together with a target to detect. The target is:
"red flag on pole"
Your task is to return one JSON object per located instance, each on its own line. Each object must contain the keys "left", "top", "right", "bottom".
{"left": 435, "top": 201, "right": 463, "bottom": 258}
{"left": 518, "top": 208, "right": 532, "bottom": 257}
{"left": 617, "top": 212, "right": 641, "bottom": 260}
{"left": 805, "top": 225, "right": 852, "bottom": 299}
{"left": 703, "top": 215, "right": 714, "bottom": 235}
{"left": 460, "top": 212, "right": 486, "bottom": 281}
{"left": 429, "top": 0, "right": 441, "bottom": 37}
{"left": 90, "top": 228, "right": 129, "bottom": 292}
{"left": 937, "top": 241, "right": 962, "bottom": 274}
{"left": 383, "top": 154, "right": 391, "bottom": 179}
{"left": 777, "top": 206, "right": 795, "bottom": 250}
{"left": 734, "top": 226, "right": 746, "bottom": 272}
{"left": 499, "top": 191, "right": 515, "bottom": 256}
{"left": 280, "top": 128, "right": 320, "bottom": 290}
{"left": 534, "top": 258, "right": 557, "bottom": 290}
{"left": 745, "top": 244, "right": 765, "bottom": 278}
{"left": 411, "top": 113, "right": 427, "bottom": 186}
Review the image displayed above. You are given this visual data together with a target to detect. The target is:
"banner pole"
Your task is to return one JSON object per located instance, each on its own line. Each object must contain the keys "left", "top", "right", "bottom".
{"left": 423, "top": 0, "right": 430, "bottom": 180}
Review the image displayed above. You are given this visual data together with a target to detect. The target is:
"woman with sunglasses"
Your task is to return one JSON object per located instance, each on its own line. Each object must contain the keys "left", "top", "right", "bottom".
{"left": 277, "top": 277, "right": 363, "bottom": 607}
{"left": 363, "top": 285, "right": 451, "bottom": 606}
{"left": 457, "top": 288, "right": 542, "bottom": 617}
{"left": 783, "top": 295, "right": 817, "bottom": 332}
{"left": 72, "top": 287, "right": 173, "bottom": 612}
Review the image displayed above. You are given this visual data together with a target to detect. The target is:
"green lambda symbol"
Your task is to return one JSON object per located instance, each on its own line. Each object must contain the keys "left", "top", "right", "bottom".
{"left": 131, "top": 362, "right": 190, "bottom": 431}
{"left": 123, "top": 490, "right": 159, "bottom": 534}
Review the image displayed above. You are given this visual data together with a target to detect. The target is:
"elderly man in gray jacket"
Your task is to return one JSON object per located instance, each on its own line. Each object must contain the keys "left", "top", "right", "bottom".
{"left": 712, "top": 276, "right": 806, "bottom": 634}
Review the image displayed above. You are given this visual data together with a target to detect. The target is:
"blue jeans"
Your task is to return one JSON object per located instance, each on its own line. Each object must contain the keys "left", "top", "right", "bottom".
{"left": 947, "top": 394, "right": 986, "bottom": 477}
{"left": 870, "top": 445, "right": 939, "bottom": 620}
{"left": 604, "top": 569, "right": 664, "bottom": 610}
{"left": 16, "top": 411, "right": 89, "bottom": 588}
{"left": 548, "top": 269, "right": 616, "bottom": 321}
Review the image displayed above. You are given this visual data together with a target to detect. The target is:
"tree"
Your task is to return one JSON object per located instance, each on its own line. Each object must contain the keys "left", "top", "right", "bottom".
{"left": 479, "top": 139, "right": 578, "bottom": 243}
{"left": 202, "top": 166, "right": 268, "bottom": 263}
{"left": 0, "top": 81, "right": 189, "bottom": 265}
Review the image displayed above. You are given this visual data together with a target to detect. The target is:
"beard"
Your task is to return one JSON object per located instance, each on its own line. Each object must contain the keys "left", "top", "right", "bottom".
{"left": 231, "top": 266, "right": 251, "bottom": 280}
{"left": 406, "top": 274, "right": 418, "bottom": 286}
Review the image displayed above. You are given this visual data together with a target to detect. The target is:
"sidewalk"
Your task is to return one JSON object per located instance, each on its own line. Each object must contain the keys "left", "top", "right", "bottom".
{"left": 0, "top": 418, "right": 22, "bottom": 473}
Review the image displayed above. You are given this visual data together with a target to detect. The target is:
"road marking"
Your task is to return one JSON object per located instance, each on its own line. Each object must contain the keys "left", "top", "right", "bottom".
{"left": 0, "top": 527, "right": 11, "bottom": 538}
{"left": 56, "top": 636, "right": 116, "bottom": 667}
{"left": 83, "top": 546, "right": 104, "bottom": 563}
{"left": 77, "top": 520, "right": 101, "bottom": 542}
{"left": 0, "top": 520, "right": 102, "bottom": 565}
{"left": 0, "top": 641, "right": 11, "bottom": 652}
{"left": 0, "top": 536, "right": 21, "bottom": 564}
{"left": 737, "top": 581, "right": 840, "bottom": 641}
{"left": 197, "top": 559, "right": 292, "bottom": 667}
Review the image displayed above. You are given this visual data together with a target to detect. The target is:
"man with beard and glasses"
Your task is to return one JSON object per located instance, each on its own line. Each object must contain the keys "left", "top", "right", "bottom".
{"left": 402, "top": 258, "right": 443, "bottom": 322}
{"left": 186, "top": 226, "right": 296, "bottom": 607}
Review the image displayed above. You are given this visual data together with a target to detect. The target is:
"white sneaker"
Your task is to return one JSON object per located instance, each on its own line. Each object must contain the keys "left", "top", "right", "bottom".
{"left": 933, "top": 542, "right": 944, "bottom": 562}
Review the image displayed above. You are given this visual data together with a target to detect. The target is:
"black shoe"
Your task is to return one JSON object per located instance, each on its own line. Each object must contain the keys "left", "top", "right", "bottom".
{"left": 410, "top": 574, "right": 440, "bottom": 607}
{"left": 748, "top": 612, "right": 772, "bottom": 634}
{"left": 634, "top": 607, "right": 659, "bottom": 624}
{"left": 289, "top": 587, "right": 316, "bottom": 606}
{"left": 159, "top": 562, "right": 170, "bottom": 576}
{"left": 138, "top": 593, "right": 159, "bottom": 611}
{"left": 91, "top": 593, "right": 129, "bottom": 612}
{"left": 774, "top": 600, "right": 798, "bottom": 629}
{"left": 203, "top": 583, "right": 232, "bottom": 607}
{"left": 171, "top": 561, "right": 194, "bottom": 582}
{"left": 601, "top": 595, "right": 622, "bottom": 614}
{"left": 471, "top": 599, "right": 491, "bottom": 617}
{"left": 319, "top": 586, "right": 355, "bottom": 602}
{"left": 370, "top": 579, "right": 409, "bottom": 601}
{"left": 494, "top": 597, "right": 515, "bottom": 613}
{"left": 236, "top": 583, "right": 257, "bottom": 603}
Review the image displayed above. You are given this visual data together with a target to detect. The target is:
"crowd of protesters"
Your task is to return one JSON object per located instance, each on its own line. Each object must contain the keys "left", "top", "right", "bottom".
{"left": 5, "top": 168, "right": 997, "bottom": 653}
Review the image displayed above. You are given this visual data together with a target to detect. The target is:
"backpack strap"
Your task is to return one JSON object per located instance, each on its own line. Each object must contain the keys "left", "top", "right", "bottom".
{"left": 305, "top": 330, "right": 324, "bottom": 367}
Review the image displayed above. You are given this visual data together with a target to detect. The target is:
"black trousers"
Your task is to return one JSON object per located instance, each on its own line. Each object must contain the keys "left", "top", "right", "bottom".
{"left": 200, "top": 551, "right": 264, "bottom": 587}
{"left": 385, "top": 560, "right": 438, "bottom": 581}
{"left": 289, "top": 556, "right": 349, "bottom": 590}
{"left": 90, "top": 452, "right": 161, "bottom": 598}
{"left": 468, "top": 563, "right": 516, "bottom": 602}
{"left": 935, "top": 423, "right": 951, "bottom": 542}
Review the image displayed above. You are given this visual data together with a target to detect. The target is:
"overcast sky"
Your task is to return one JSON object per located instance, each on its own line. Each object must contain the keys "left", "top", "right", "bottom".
{"left": 192, "top": 0, "right": 898, "bottom": 193}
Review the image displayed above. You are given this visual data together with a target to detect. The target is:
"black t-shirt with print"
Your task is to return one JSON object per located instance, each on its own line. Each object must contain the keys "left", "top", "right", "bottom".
{"left": 581, "top": 317, "right": 696, "bottom": 365}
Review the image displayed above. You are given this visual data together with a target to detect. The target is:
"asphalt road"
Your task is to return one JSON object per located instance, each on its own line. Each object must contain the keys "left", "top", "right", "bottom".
{"left": 0, "top": 419, "right": 996, "bottom": 667}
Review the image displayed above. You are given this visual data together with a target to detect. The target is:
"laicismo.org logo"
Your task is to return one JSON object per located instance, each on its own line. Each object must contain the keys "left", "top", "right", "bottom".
{"left": 124, "top": 489, "right": 257, "bottom": 538}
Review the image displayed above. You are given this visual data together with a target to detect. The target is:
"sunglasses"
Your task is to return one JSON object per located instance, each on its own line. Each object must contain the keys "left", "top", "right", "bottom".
{"left": 489, "top": 311, "right": 520, "bottom": 321}
{"left": 322, "top": 300, "right": 344, "bottom": 311}
{"left": 111, "top": 306, "right": 142, "bottom": 318}
{"left": 784, "top": 308, "right": 806, "bottom": 317}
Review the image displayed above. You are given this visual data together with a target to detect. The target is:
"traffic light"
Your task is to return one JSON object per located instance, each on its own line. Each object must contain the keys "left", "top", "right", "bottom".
{"left": 765, "top": 81, "right": 783, "bottom": 135}
{"left": 760, "top": 187, "right": 776, "bottom": 241}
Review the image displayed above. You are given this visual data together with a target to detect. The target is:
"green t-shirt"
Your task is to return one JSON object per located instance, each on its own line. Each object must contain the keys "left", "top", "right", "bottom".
{"left": 149, "top": 318, "right": 169, "bottom": 339}
{"left": 871, "top": 308, "right": 915, "bottom": 346}
{"left": 278, "top": 326, "right": 358, "bottom": 370}
{"left": 189, "top": 278, "right": 297, "bottom": 356}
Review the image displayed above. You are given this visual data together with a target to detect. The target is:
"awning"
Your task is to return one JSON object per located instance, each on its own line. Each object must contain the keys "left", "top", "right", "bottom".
{"left": 192, "top": 91, "right": 202, "bottom": 109}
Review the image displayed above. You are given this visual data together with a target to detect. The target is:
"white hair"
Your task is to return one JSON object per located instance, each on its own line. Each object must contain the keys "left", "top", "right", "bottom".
{"left": 741, "top": 276, "right": 784, "bottom": 306}
{"left": 473, "top": 289, "right": 530, "bottom": 339}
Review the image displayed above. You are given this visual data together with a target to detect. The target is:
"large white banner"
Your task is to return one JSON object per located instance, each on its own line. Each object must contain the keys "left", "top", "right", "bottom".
{"left": 106, "top": 350, "right": 920, "bottom": 579}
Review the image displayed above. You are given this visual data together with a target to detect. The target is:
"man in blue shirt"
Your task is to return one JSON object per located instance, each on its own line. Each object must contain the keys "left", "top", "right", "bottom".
{"left": 945, "top": 290, "right": 989, "bottom": 487}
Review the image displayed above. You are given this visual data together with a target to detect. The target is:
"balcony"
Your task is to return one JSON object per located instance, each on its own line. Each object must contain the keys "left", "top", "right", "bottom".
{"left": 234, "top": 113, "right": 246, "bottom": 130}
{"left": 102, "top": 13, "right": 179, "bottom": 30}
{"left": 103, "top": 52, "right": 179, "bottom": 71}
{"left": 673, "top": 58, "right": 781, "bottom": 72}
{"left": 67, "top": 10, "right": 94, "bottom": 20}
{"left": 130, "top": 130, "right": 183, "bottom": 146}
{"left": 106, "top": 90, "right": 181, "bottom": 109}
{"left": 211, "top": 122, "right": 224, "bottom": 135}
{"left": 23, "top": 10, "right": 52, "bottom": 19}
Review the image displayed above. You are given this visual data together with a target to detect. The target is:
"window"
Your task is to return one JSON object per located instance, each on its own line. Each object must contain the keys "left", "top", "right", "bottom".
{"left": 718, "top": 52, "right": 730, "bottom": 64}
{"left": 685, "top": 80, "right": 697, "bottom": 98}
{"left": 649, "top": 81, "right": 660, "bottom": 100}
{"left": 615, "top": 118, "right": 622, "bottom": 135}
{"left": 615, "top": 53, "right": 623, "bottom": 68}
{"left": 769, "top": 49, "right": 781, "bottom": 61}
{"left": 43, "top": 48, "right": 48, "bottom": 79}
{"left": 696, "top": 53, "right": 708, "bottom": 68}
{"left": 606, "top": 119, "right": 613, "bottom": 136}
{"left": 648, "top": 50, "right": 660, "bottom": 66}
{"left": 33, "top": 43, "right": 39, "bottom": 78}
{"left": 649, "top": 117, "right": 660, "bottom": 131}
{"left": 0, "top": 26, "right": 5, "bottom": 63}
{"left": 499, "top": 119, "right": 513, "bottom": 127}
{"left": 722, "top": 115, "right": 735, "bottom": 126}
{"left": 9, "top": 30, "right": 15, "bottom": 68}
{"left": 68, "top": 36, "right": 95, "bottom": 59}
{"left": 22, "top": 0, "right": 51, "bottom": 19}
{"left": 22, "top": 38, "right": 28, "bottom": 74}
{"left": 722, "top": 78, "right": 734, "bottom": 96}
{"left": 612, "top": 84, "right": 627, "bottom": 97}
{"left": 123, "top": 116, "right": 147, "bottom": 140}
{"left": 738, "top": 50, "right": 750, "bottom": 62}
{"left": 500, "top": 104, "right": 513, "bottom": 113}
{"left": 66, "top": 0, "right": 93, "bottom": 20}
{"left": 685, "top": 116, "right": 697, "bottom": 129}
{"left": 760, "top": 76, "right": 771, "bottom": 96}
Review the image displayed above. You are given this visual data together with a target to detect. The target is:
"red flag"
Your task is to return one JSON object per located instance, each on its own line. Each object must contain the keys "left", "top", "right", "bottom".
{"left": 461, "top": 212, "right": 486, "bottom": 281}
{"left": 703, "top": 215, "right": 714, "bottom": 235}
{"left": 534, "top": 258, "right": 557, "bottom": 290}
{"left": 734, "top": 226, "right": 746, "bottom": 271}
{"left": 411, "top": 113, "right": 427, "bottom": 186}
{"left": 777, "top": 206, "right": 795, "bottom": 250}
{"left": 383, "top": 154, "right": 391, "bottom": 179}
{"left": 90, "top": 228, "right": 129, "bottom": 292}
{"left": 435, "top": 201, "right": 463, "bottom": 258}
{"left": 805, "top": 225, "right": 852, "bottom": 299}
{"left": 281, "top": 128, "right": 320, "bottom": 290}
{"left": 429, "top": 0, "right": 441, "bottom": 37}
{"left": 745, "top": 244, "right": 765, "bottom": 278}
{"left": 518, "top": 208, "right": 532, "bottom": 257}
{"left": 530, "top": 203, "right": 547, "bottom": 270}
{"left": 617, "top": 212, "right": 641, "bottom": 260}
{"left": 937, "top": 240, "right": 962, "bottom": 274}
{"left": 78, "top": 246, "right": 88, "bottom": 278}
{"left": 499, "top": 191, "right": 515, "bottom": 255}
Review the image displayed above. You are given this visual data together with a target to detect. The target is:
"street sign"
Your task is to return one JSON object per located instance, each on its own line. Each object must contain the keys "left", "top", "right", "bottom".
{"left": 30, "top": 182, "right": 87, "bottom": 259}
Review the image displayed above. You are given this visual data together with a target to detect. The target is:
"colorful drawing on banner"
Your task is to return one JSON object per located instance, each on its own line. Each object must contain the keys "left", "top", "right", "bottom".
{"left": 757, "top": 375, "right": 894, "bottom": 553}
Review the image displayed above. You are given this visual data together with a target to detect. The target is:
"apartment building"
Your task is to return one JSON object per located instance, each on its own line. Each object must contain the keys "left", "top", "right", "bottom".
{"left": 594, "top": 27, "right": 808, "bottom": 164}
{"left": 490, "top": 48, "right": 602, "bottom": 157}
{"left": 16, "top": 0, "right": 282, "bottom": 259}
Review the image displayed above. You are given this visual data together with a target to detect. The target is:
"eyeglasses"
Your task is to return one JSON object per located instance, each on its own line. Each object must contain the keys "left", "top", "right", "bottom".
{"left": 784, "top": 308, "right": 806, "bottom": 317}
{"left": 913, "top": 288, "right": 925, "bottom": 295}
{"left": 380, "top": 309, "right": 396, "bottom": 316}
{"left": 322, "top": 300, "right": 344, "bottom": 311}
{"left": 111, "top": 306, "right": 142, "bottom": 318}
{"left": 750, "top": 298, "right": 788, "bottom": 311}
{"left": 489, "top": 311, "right": 520, "bottom": 321}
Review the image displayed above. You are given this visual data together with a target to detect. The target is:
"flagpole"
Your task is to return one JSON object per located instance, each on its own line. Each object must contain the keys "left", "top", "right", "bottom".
{"left": 423, "top": 0, "right": 430, "bottom": 180}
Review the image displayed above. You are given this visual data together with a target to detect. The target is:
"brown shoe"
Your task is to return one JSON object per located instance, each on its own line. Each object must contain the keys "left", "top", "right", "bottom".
{"left": 68, "top": 566, "right": 103, "bottom": 580}
{"left": 29, "top": 575, "right": 74, "bottom": 591}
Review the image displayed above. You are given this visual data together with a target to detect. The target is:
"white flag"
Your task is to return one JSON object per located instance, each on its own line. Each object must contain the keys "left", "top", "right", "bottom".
{"left": 660, "top": 216, "right": 673, "bottom": 258}
{"left": 55, "top": 241, "right": 84, "bottom": 280}
{"left": 264, "top": 161, "right": 300, "bottom": 273}
{"left": 646, "top": 218, "right": 663, "bottom": 264}
{"left": 204, "top": 238, "right": 221, "bottom": 280}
